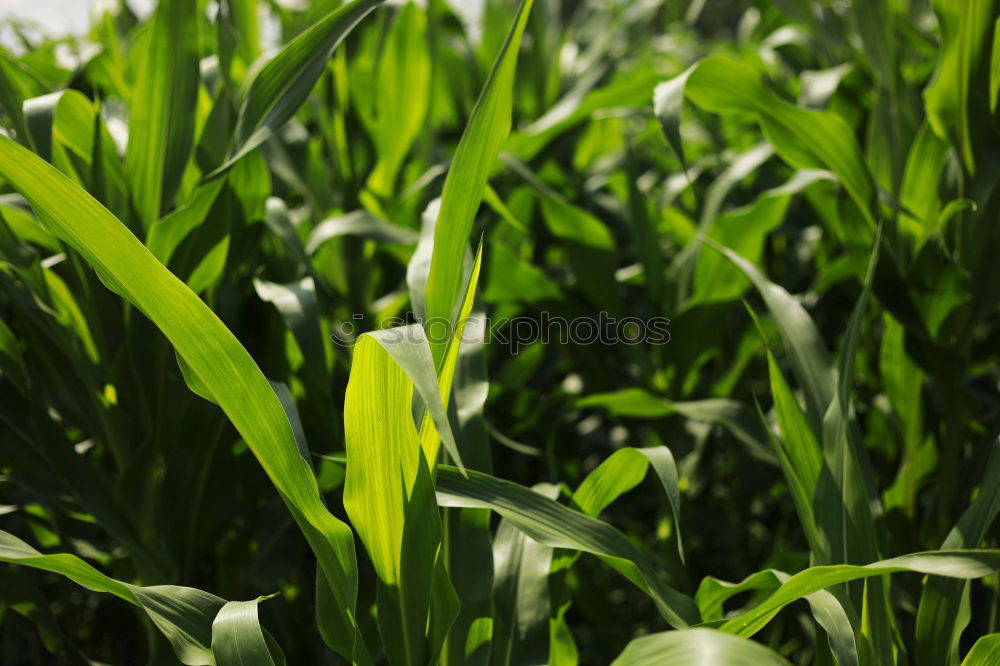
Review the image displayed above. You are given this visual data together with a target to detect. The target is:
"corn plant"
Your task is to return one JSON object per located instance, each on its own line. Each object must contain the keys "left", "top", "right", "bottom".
{"left": 0, "top": 0, "right": 999, "bottom": 664}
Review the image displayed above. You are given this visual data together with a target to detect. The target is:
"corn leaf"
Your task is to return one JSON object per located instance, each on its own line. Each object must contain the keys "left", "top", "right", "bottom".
{"left": 418, "top": 243, "right": 483, "bottom": 464}
{"left": 697, "top": 569, "right": 858, "bottom": 666}
{"left": 571, "top": 446, "right": 684, "bottom": 561}
{"left": 443, "top": 312, "right": 496, "bottom": 666}
{"left": 360, "top": 325, "right": 463, "bottom": 471}
{"left": 306, "top": 211, "right": 419, "bottom": 253}
{"left": 0, "top": 529, "right": 276, "bottom": 666}
{"left": 491, "top": 483, "right": 560, "bottom": 666}
{"left": 343, "top": 332, "right": 448, "bottom": 664}
{"left": 147, "top": 178, "right": 228, "bottom": 265}
{"left": 125, "top": 0, "right": 200, "bottom": 227}
{"left": 612, "top": 628, "right": 792, "bottom": 666}
{"left": 924, "top": 0, "right": 998, "bottom": 173}
{"left": 711, "top": 242, "right": 835, "bottom": 438}
{"left": 764, "top": 353, "right": 823, "bottom": 553}
{"left": 962, "top": 634, "right": 1000, "bottom": 666}
{"left": 435, "top": 465, "right": 700, "bottom": 629}
{"left": 720, "top": 551, "right": 1000, "bottom": 638}
{"left": 212, "top": 598, "right": 281, "bottom": 666}
{"left": 423, "top": 0, "right": 533, "bottom": 362}
{"left": 216, "top": 0, "right": 384, "bottom": 175}
{"left": 916, "top": 437, "right": 1000, "bottom": 666}
{"left": 367, "top": 1, "right": 430, "bottom": 197}
{"left": 0, "top": 134, "right": 365, "bottom": 661}
{"left": 658, "top": 56, "right": 876, "bottom": 229}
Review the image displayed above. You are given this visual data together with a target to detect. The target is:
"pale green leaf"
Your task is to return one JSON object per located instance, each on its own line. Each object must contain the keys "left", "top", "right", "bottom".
{"left": 612, "top": 628, "right": 791, "bottom": 666}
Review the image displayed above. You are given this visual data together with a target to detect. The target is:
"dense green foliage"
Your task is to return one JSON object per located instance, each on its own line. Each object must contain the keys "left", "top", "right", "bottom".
{"left": 0, "top": 0, "right": 999, "bottom": 664}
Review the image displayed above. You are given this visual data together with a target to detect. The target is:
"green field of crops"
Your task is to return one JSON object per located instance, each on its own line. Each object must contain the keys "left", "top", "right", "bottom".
{"left": 0, "top": 0, "right": 999, "bottom": 664}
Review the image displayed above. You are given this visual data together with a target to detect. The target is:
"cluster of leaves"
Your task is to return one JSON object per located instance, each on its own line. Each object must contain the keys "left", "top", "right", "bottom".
{"left": 0, "top": 0, "right": 998, "bottom": 664}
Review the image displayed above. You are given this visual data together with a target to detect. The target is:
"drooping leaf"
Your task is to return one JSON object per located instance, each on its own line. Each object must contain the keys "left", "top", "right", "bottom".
{"left": 720, "top": 551, "right": 1000, "bottom": 639}
{"left": 571, "top": 447, "right": 684, "bottom": 561}
{"left": 212, "top": 598, "right": 280, "bottom": 666}
{"left": 363, "top": 324, "right": 464, "bottom": 472}
{"left": 435, "top": 465, "right": 700, "bottom": 629}
{"left": 306, "top": 211, "right": 419, "bottom": 254}
{"left": 579, "top": 390, "right": 773, "bottom": 463}
{"left": 961, "top": 634, "right": 1000, "bottom": 666}
{"left": 658, "top": 56, "right": 876, "bottom": 229}
{"left": 697, "top": 569, "right": 858, "bottom": 666}
{"left": 0, "top": 134, "right": 365, "bottom": 661}
{"left": 0, "top": 529, "right": 244, "bottom": 666}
